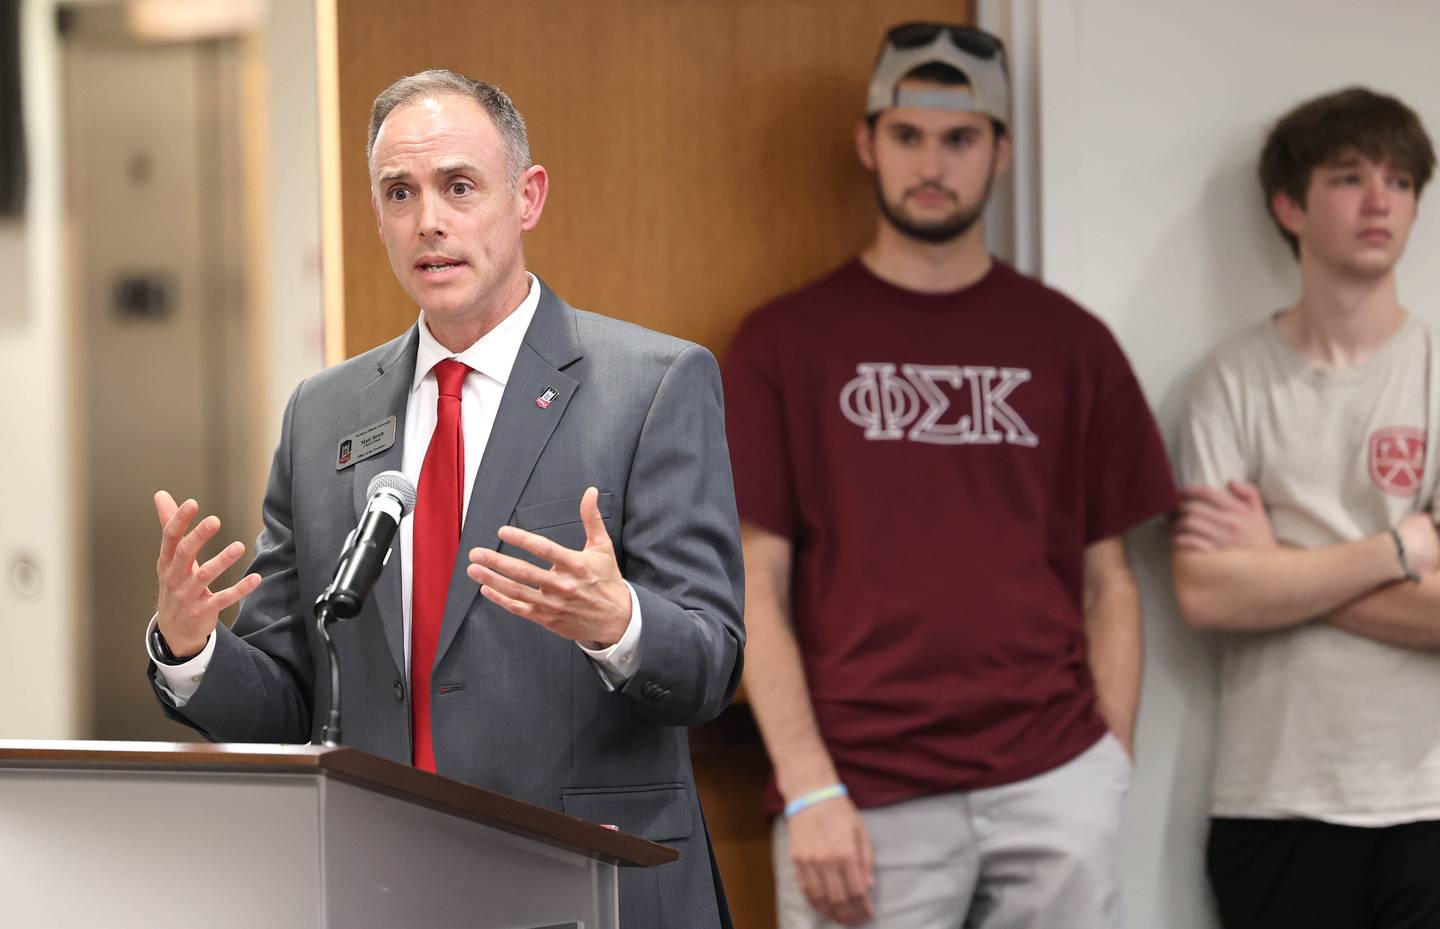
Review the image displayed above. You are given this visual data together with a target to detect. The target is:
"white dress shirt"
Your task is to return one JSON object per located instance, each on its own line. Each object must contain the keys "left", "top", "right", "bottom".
{"left": 151, "top": 274, "right": 642, "bottom": 704}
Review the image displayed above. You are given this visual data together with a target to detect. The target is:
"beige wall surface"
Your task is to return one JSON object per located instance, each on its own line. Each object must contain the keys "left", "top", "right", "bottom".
{"left": 260, "top": 0, "right": 324, "bottom": 430}
{"left": 0, "top": 0, "right": 322, "bottom": 741}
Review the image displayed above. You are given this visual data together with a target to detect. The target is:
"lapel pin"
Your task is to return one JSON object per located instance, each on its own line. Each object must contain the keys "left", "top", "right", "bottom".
{"left": 535, "top": 386, "right": 559, "bottom": 409}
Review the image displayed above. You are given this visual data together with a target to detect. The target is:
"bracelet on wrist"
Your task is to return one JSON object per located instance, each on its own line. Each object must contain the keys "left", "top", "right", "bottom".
{"left": 1389, "top": 527, "right": 1422, "bottom": 584}
{"left": 783, "top": 783, "right": 848, "bottom": 818}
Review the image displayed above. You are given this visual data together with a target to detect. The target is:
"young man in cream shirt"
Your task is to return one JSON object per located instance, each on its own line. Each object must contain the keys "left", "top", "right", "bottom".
{"left": 1175, "top": 87, "right": 1440, "bottom": 929}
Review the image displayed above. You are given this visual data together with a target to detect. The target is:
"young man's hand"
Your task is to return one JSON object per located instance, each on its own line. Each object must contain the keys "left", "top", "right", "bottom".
{"left": 1395, "top": 512, "right": 1440, "bottom": 576}
{"left": 1173, "top": 480, "right": 1277, "bottom": 552}
{"left": 786, "top": 795, "right": 875, "bottom": 926}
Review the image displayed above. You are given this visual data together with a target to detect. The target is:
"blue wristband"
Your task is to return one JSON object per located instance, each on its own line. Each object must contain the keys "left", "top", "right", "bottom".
{"left": 784, "top": 784, "right": 848, "bottom": 818}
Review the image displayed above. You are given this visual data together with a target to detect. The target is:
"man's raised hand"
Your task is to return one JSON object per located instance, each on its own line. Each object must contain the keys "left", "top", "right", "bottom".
{"left": 153, "top": 491, "right": 261, "bottom": 658}
{"left": 466, "top": 486, "right": 632, "bottom": 647}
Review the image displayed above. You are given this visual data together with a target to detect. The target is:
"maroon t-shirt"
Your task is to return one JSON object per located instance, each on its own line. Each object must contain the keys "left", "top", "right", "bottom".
{"left": 723, "top": 259, "right": 1177, "bottom": 813}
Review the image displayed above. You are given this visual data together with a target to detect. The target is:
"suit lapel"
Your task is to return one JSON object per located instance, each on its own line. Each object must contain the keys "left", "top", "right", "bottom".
{"left": 435, "top": 282, "right": 583, "bottom": 666}
{"left": 351, "top": 327, "right": 419, "bottom": 677}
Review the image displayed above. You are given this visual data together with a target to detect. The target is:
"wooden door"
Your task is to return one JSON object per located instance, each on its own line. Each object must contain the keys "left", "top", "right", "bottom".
{"left": 320, "top": 3, "right": 975, "bottom": 925}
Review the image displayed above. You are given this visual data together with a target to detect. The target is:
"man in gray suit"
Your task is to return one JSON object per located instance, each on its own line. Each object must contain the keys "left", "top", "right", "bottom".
{"left": 144, "top": 69, "right": 744, "bottom": 929}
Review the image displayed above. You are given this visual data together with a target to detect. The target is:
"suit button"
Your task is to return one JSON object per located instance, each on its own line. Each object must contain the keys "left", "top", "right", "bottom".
{"left": 393, "top": 680, "right": 404, "bottom": 702}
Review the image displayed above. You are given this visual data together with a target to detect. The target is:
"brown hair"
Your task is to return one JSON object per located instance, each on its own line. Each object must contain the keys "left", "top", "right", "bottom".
{"left": 1259, "top": 87, "right": 1435, "bottom": 256}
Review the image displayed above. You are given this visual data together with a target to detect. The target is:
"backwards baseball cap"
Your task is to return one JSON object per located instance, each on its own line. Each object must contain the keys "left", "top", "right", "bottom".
{"left": 866, "top": 22, "right": 1010, "bottom": 126}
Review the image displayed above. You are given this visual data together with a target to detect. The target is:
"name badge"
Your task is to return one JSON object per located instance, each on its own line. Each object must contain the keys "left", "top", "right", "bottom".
{"left": 336, "top": 416, "right": 397, "bottom": 470}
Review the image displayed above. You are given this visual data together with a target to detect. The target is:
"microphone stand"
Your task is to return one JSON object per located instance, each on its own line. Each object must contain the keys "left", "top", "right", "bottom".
{"left": 316, "top": 599, "right": 343, "bottom": 747}
{"left": 309, "top": 474, "right": 415, "bottom": 751}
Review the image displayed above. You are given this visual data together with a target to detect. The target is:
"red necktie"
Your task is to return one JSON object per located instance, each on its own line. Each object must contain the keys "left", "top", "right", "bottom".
{"left": 411, "top": 358, "right": 470, "bottom": 772}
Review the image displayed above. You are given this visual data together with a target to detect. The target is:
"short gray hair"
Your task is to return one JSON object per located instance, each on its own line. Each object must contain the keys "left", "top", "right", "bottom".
{"left": 367, "top": 69, "right": 532, "bottom": 185}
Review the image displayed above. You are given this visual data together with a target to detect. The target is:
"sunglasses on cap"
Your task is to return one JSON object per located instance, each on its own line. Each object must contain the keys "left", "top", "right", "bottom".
{"left": 883, "top": 22, "right": 1004, "bottom": 59}
{"left": 867, "top": 20, "right": 1011, "bottom": 121}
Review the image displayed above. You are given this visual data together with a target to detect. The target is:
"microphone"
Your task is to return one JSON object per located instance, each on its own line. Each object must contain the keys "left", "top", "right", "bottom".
{"left": 318, "top": 470, "right": 417, "bottom": 620}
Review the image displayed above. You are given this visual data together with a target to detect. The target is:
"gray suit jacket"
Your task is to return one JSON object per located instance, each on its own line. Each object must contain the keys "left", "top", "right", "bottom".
{"left": 152, "top": 281, "right": 746, "bottom": 929}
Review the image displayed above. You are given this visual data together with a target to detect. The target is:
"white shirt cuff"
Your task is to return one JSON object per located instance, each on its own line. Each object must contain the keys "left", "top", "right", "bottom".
{"left": 578, "top": 581, "right": 643, "bottom": 689}
{"left": 145, "top": 615, "right": 216, "bottom": 707}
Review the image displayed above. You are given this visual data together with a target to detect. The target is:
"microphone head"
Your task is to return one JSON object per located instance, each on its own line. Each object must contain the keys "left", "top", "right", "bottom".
{"left": 367, "top": 470, "right": 417, "bottom": 517}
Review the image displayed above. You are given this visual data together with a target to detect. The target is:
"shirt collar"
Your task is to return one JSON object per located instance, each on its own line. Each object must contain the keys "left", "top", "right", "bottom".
{"left": 412, "top": 273, "right": 539, "bottom": 393}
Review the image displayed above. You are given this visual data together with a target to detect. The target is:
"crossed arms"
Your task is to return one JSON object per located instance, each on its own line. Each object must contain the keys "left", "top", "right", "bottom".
{"left": 1172, "top": 479, "right": 1440, "bottom": 648}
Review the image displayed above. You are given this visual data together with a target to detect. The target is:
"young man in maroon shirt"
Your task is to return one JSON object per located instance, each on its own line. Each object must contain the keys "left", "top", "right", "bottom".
{"left": 722, "top": 23, "right": 1176, "bottom": 929}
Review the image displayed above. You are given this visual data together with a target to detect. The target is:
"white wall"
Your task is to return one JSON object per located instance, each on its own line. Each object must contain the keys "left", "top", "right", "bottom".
{"left": 0, "top": 0, "right": 83, "bottom": 738}
{"left": 980, "top": 0, "right": 1040, "bottom": 275}
{"left": 1035, "top": 2, "right": 1440, "bottom": 926}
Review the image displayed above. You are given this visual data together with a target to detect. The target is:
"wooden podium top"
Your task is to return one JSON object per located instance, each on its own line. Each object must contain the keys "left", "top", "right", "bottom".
{"left": 0, "top": 740, "right": 677, "bottom": 868}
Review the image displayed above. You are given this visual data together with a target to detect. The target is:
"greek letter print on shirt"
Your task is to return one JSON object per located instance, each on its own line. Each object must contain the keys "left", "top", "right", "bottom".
{"left": 840, "top": 362, "right": 1038, "bottom": 445}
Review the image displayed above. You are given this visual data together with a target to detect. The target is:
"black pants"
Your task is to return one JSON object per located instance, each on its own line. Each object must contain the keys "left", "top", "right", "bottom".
{"left": 1208, "top": 817, "right": 1440, "bottom": 929}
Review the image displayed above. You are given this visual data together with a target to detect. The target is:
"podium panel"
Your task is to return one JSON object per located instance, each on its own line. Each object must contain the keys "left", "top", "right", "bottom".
{"left": 320, "top": 777, "right": 616, "bottom": 928}
{"left": 0, "top": 742, "right": 672, "bottom": 929}
{"left": 2, "top": 769, "right": 324, "bottom": 928}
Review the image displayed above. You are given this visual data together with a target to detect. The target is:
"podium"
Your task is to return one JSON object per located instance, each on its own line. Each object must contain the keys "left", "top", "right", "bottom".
{"left": 0, "top": 740, "right": 677, "bottom": 929}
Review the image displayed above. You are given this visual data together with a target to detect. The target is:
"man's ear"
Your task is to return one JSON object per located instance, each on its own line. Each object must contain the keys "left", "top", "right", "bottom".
{"left": 855, "top": 119, "right": 877, "bottom": 171}
{"left": 1271, "top": 189, "right": 1306, "bottom": 238}
{"left": 992, "top": 129, "right": 1014, "bottom": 177}
{"left": 371, "top": 193, "right": 383, "bottom": 239}
{"left": 518, "top": 164, "right": 549, "bottom": 232}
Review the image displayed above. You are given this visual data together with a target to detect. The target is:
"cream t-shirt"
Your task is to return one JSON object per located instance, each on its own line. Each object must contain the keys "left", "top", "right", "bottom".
{"left": 1178, "top": 313, "right": 1440, "bottom": 826}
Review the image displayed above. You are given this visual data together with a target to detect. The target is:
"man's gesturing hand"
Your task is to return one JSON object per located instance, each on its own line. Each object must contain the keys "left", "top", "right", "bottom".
{"left": 787, "top": 795, "right": 876, "bottom": 926}
{"left": 466, "top": 487, "right": 632, "bottom": 647}
{"left": 154, "top": 491, "right": 262, "bottom": 658}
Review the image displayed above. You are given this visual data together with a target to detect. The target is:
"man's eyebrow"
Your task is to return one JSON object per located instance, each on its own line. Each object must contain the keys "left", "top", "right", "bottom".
{"left": 885, "top": 120, "right": 978, "bottom": 134}
{"left": 375, "top": 161, "right": 484, "bottom": 185}
{"left": 433, "top": 160, "right": 483, "bottom": 177}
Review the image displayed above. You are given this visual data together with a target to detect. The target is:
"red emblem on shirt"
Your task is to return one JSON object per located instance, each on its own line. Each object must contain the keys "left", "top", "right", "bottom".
{"left": 1368, "top": 426, "right": 1426, "bottom": 496}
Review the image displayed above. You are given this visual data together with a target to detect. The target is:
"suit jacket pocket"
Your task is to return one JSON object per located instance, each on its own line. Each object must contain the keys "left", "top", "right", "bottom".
{"left": 560, "top": 782, "right": 694, "bottom": 842}
{"left": 513, "top": 491, "right": 614, "bottom": 531}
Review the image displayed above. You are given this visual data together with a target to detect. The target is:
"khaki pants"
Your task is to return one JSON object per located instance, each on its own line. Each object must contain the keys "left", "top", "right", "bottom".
{"left": 773, "top": 733, "right": 1132, "bottom": 929}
